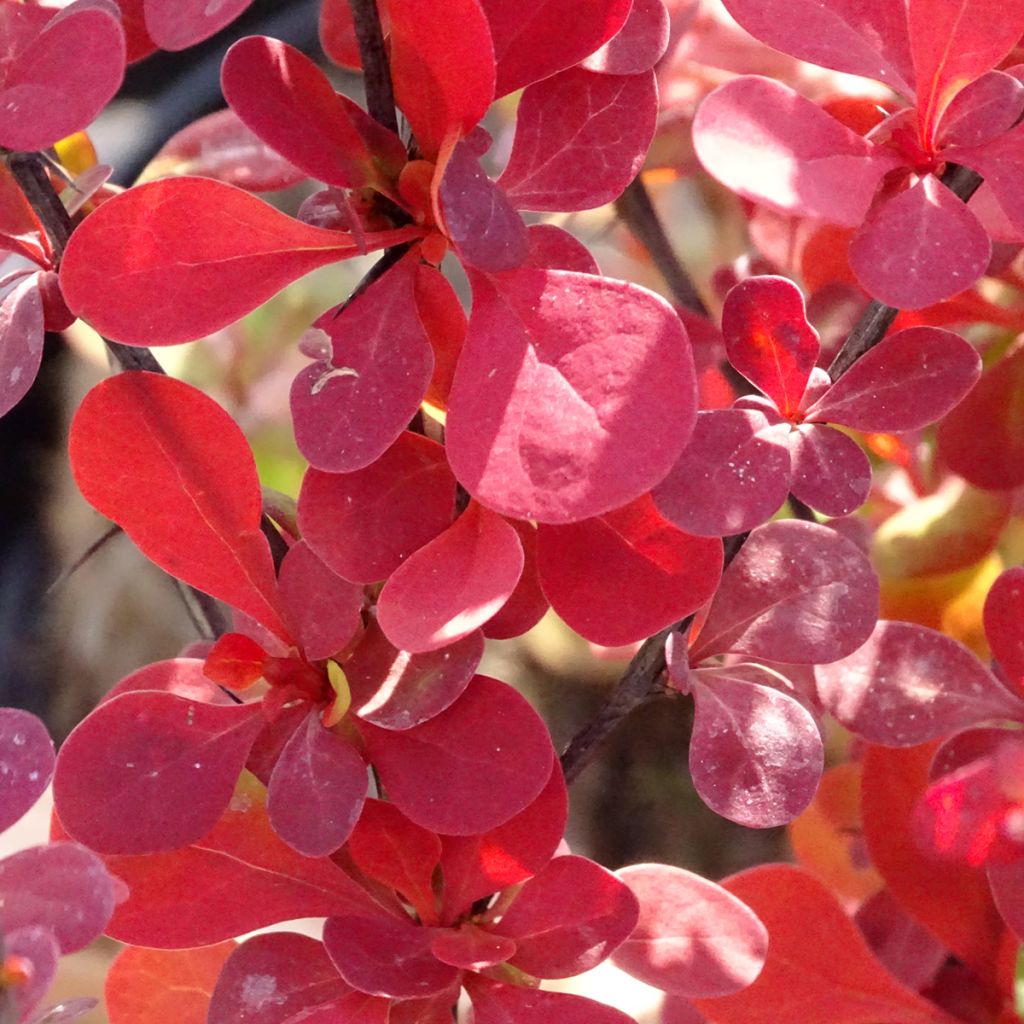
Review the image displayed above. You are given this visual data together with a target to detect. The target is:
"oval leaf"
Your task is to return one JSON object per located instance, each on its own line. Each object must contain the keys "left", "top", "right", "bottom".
{"left": 985, "top": 567, "right": 1024, "bottom": 696}
{"left": 787, "top": 424, "right": 871, "bottom": 518}
{"left": 0, "top": 708, "right": 54, "bottom": 833}
{"left": 0, "top": 272, "right": 44, "bottom": 419}
{"left": 581, "top": 0, "right": 671, "bottom": 74}
{"left": 144, "top": 0, "right": 254, "bottom": 49}
{"left": 468, "top": 977, "right": 636, "bottom": 1024}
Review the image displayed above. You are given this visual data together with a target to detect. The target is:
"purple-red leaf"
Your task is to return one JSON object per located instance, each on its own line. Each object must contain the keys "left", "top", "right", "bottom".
{"left": 467, "top": 977, "right": 636, "bottom": 1024}
{"left": 5, "top": 926, "right": 59, "bottom": 1022}
{"left": 691, "top": 520, "right": 879, "bottom": 663}
{"left": 536, "top": 494, "right": 722, "bottom": 646}
{"left": 144, "top": 0, "right": 254, "bottom": 49}
{"left": 693, "top": 77, "right": 898, "bottom": 226}
{"left": 54, "top": 692, "right": 263, "bottom": 853}
{"left": 267, "top": 710, "right": 367, "bottom": 857}
{"left": 376, "top": 502, "right": 524, "bottom": 653}
{"left": 937, "top": 70, "right": 1024, "bottom": 148}
{"left": 483, "top": 518, "right": 549, "bottom": 640}
{"left": 360, "top": 675, "right": 553, "bottom": 834}
{"left": 806, "top": 327, "right": 981, "bottom": 431}
{"left": 787, "top": 424, "right": 871, "bottom": 518}
{"left": 985, "top": 567, "right": 1024, "bottom": 696}
{"left": 653, "top": 410, "right": 791, "bottom": 537}
{"left": 69, "top": 372, "right": 288, "bottom": 639}
{"left": 613, "top": 863, "right": 768, "bottom": 997}
{"left": 59, "top": 177, "right": 421, "bottom": 345}
{"left": 581, "top": 0, "right": 670, "bottom": 74}
{"left": 689, "top": 665, "right": 824, "bottom": 827}
{"left": 0, "top": 272, "right": 44, "bottom": 419}
{"left": 499, "top": 67, "right": 656, "bottom": 212}
{"left": 447, "top": 267, "right": 696, "bottom": 523}
{"left": 0, "top": 708, "right": 53, "bottom": 833}
{"left": 292, "top": 256, "right": 434, "bottom": 472}
{"left": 848, "top": 177, "right": 991, "bottom": 309}
{"left": 523, "top": 223, "right": 600, "bottom": 274}
{"left": 816, "top": 621, "right": 1024, "bottom": 745}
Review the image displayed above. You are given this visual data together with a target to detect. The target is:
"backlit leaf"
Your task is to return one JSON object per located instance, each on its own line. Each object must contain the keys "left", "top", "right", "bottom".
{"left": 581, "top": 0, "right": 671, "bottom": 74}
{"left": 0, "top": 272, "right": 44, "bottom": 419}
{"left": 0, "top": 708, "right": 54, "bottom": 834}
{"left": 144, "top": 0, "right": 254, "bottom": 50}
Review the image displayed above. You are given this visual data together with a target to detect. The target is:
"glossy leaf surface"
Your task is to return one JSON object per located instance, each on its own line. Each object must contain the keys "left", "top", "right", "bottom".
{"left": 0, "top": 707, "right": 54, "bottom": 833}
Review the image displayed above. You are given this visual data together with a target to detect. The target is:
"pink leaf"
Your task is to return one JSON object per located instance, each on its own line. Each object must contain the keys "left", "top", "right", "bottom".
{"left": 438, "top": 140, "right": 529, "bottom": 271}
{"left": 0, "top": 843, "right": 115, "bottom": 952}
{"left": 278, "top": 541, "right": 363, "bottom": 661}
{"left": 267, "top": 710, "right": 367, "bottom": 857}
{"left": 719, "top": 0, "right": 915, "bottom": 95}
{"left": 0, "top": 708, "right": 53, "bottom": 833}
{"left": 787, "top": 424, "right": 872, "bottom": 517}
{"left": 950, "top": 123, "right": 1024, "bottom": 234}
{"left": 467, "top": 976, "right": 636, "bottom": 1024}
{"left": 299, "top": 432, "right": 456, "bottom": 585}
{"left": 721, "top": 276, "right": 819, "bottom": 416}
{"left": 613, "top": 863, "right": 768, "bottom": 997}
{"left": 523, "top": 224, "right": 601, "bottom": 274}
{"left": 691, "top": 520, "right": 879, "bottom": 663}
{"left": 985, "top": 567, "right": 1024, "bottom": 696}
{"left": 446, "top": 267, "right": 696, "bottom": 523}
{"left": 536, "top": 494, "right": 722, "bottom": 646}
{"left": 480, "top": 0, "right": 632, "bottom": 96}
{"left": 805, "top": 327, "right": 981, "bottom": 431}
{"left": 5, "top": 926, "right": 59, "bottom": 1021}
{"left": 69, "top": 372, "right": 288, "bottom": 639}
{"left": 376, "top": 502, "right": 524, "bottom": 653}
{"left": 848, "top": 177, "right": 991, "bottom": 308}
{"left": 936, "top": 70, "right": 1024, "bottom": 148}
{"left": 59, "top": 177, "right": 421, "bottom": 345}
{"left": 323, "top": 911, "right": 460, "bottom": 998}
{"left": 816, "top": 621, "right": 1024, "bottom": 745}
{"left": 144, "top": 0, "right": 254, "bottom": 49}
{"left": 581, "top": 0, "right": 671, "bottom": 74}
{"left": 693, "top": 77, "right": 898, "bottom": 226}
{"left": 652, "top": 410, "right": 791, "bottom": 537}
{"left": 54, "top": 692, "right": 263, "bottom": 853}
{"left": 208, "top": 932, "right": 350, "bottom": 1024}
{"left": 221, "top": 36, "right": 405, "bottom": 191}
{"left": 360, "top": 676, "right": 553, "bottom": 834}
{"left": 347, "top": 620, "right": 482, "bottom": 731}
{"left": 499, "top": 67, "right": 656, "bottom": 212}
{"left": 689, "top": 665, "right": 824, "bottom": 827}
{"left": 0, "top": 1, "right": 125, "bottom": 151}
{"left": 483, "top": 519, "right": 549, "bottom": 640}
{"left": 0, "top": 272, "right": 44, "bottom": 419}
{"left": 498, "top": 855, "right": 639, "bottom": 978}
{"left": 291, "top": 256, "right": 434, "bottom": 472}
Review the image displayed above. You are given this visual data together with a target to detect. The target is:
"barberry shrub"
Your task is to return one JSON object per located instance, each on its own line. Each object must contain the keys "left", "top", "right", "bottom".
{"left": 1, "top": 1, "right": 1024, "bottom": 1023}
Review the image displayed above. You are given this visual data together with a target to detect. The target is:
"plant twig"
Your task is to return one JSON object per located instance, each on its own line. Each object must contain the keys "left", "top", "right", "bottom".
{"left": 45, "top": 524, "right": 123, "bottom": 595}
{"left": 347, "top": 0, "right": 399, "bottom": 134}
{"left": 615, "top": 176, "right": 710, "bottom": 317}
{"left": 7, "top": 152, "right": 74, "bottom": 255}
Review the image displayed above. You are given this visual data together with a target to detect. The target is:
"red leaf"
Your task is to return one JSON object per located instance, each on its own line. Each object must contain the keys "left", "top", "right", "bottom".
{"left": 144, "top": 0, "right": 254, "bottom": 49}
{"left": 207, "top": 933, "right": 349, "bottom": 1024}
{"left": 581, "top": 0, "right": 671, "bottom": 74}
{"left": 323, "top": 911, "right": 460, "bottom": 998}
{"left": 692, "top": 865, "right": 960, "bottom": 1024}
{"left": 291, "top": 256, "right": 434, "bottom": 472}
{"left": 816, "top": 621, "right": 1024, "bottom": 745}
{"left": 360, "top": 676, "right": 553, "bottom": 834}
{"left": 787, "top": 424, "right": 871, "bottom": 517}
{"left": 0, "top": 842, "right": 115, "bottom": 952}
{"left": 807, "top": 327, "right": 981, "bottom": 431}
{"left": 114, "top": 0, "right": 156, "bottom": 62}
{"left": 416, "top": 263, "right": 467, "bottom": 410}
{"left": 985, "top": 567, "right": 1024, "bottom": 696}
{"left": 483, "top": 519, "right": 549, "bottom": 640}
{"left": 107, "top": 941, "right": 236, "bottom": 1024}
{"left": 689, "top": 665, "right": 824, "bottom": 827}
{"left": 386, "top": 0, "right": 495, "bottom": 158}
{"left": 949, "top": 123, "right": 1024, "bottom": 234}
{"left": 5, "top": 926, "right": 58, "bottom": 1023}
{"left": 59, "top": 177, "right": 421, "bottom": 345}
{"left": 376, "top": 502, "right": 524, "bottom": 653}
{"left": 0, "top": 1, "right": 125, "bottom": 151}
{"left": 691, "top": 521, "right": 879, "bottom": 664}
{"left": 849, "top": 177, "right": 991, "bottom": 308}
{"left": 279, "top": 992, "right": 390, "bottom": 1024}
{"left": 693, "top": 77, "right": 898, "bottom": 226}
{"left": 498, "top": 855, "right": 639, "bottom": 978}
{"left": 431, "top": 924, "right": 516, "bottom": 970}
{"left": 320, "top": 0, "right": 363, "bottom": 69}
{"left": 299, "top": 432, "right": 455, "bottom": 585}
{"left": 0, "top": 163, "right": 49, "bottom": 265}
{"left": 267, "top": 710, "right": 367, "bottom": 857}
{"left": 278, "top": 541, "right": 363, "bottom": 661}
{"left": 446, "top": 267, "right": 696, "bottom": 523}
{"left": 536, "top": 494, "right": 722, "bottom": 647}
{"left": 438, "top": 140, "right": 529, "bottom": 271}
{"left": 937, "top": 343, "right": 1024, "bottom": 490}
{"left": 69, "top": 372, "right": 288, "bottom": 639}
{"left": 523, "top": 223, "right": 600, "bottom": 274}
{"left": 439, "top": 754, "right": 567, "bottom": 919}
{"left": 108, "top": 657, "right": 232, "bottom": 705}
{"left": 467, "top": 976, "right": 636, "bottom": 1024}
{"left": 0, "top": 272, "right": 44, "bottom": 419}
{"left": 54, "top": 691, "right": 264, "bottom": 853}
{"left": 721, "top": 276, "right": 820, "bottom": 417}
{"left": 0, "top": 708, "right": 54, "bottom": 833}
{"left": 347, "top": 620, "right": 482, "bottom": 730}
{"left": 499, "top": 68, "right": 657, "bottom": 212}
{"left": 613, "top": 863, "right": 768, "bottom": 997}
{"left": 480, "top": 0, "right": 632, "bottom": 96}
{"left": 719, "top": 0, "right": 915, "bottom": 95}
{"left": 145, "top": 109, "right": 306, "bottom": 192}
{"left": 221, "top": 36, "right": 405, "bottom": 191}
{"left": 936, "top": 70, "right": 1024, "bottom": 148}
{"left": 653, "top": 410, "right": 791, "bottom": 537}
{"left": 908, "top": 0, "right": 1024, "bottom": 147}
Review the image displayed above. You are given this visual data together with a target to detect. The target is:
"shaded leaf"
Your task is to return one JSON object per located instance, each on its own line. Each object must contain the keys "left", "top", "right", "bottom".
{"left": 0, "top": 708, "right": 54, "bottom": 834}
{"left": 985, "top": 567, "right": 1024, "bottom": 696}
{"left": 0, "top": 272, "right": 44, "bottom": 419}
{"left": 431, "top": 924, "right": 516, "bottom": 970}
{"left": 467, "top": 976, "right": 636, "bottom": 1024}
{"left": 523, "top": 223, "right": 600, "bottom": 274}
{"left": 319, "top": 0, "right": 362, "bottom": 69}
{"left": 581, "top": 0, "right": 671, "bottom": 74}
{"left": 937, "top": 70, "right": 1024, "bottom": 148}
{"left": 483, "top": 519, "right": 549, "bottom": 640}
{"left": 787, "top": 424, "right": 871, "bottom": 518}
